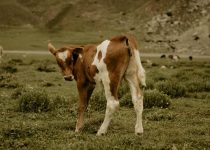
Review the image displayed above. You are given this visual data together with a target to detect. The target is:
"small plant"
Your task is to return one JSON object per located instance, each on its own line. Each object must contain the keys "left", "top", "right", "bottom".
{"left": 51, "top": 95, "right": 68, "bottom": 109}
{"left": 118, "top": 82, "right": 130, "bottom": 98}
{"left": 11, "top": 87, "right": 26, "bottom": 99}
{"left": 185, "top": 79, "right": 210, "bottom": 92}
{"left": 89, "top": 90, "right": 106, "bottom": 111}
{"left": 8, "top": 58, "right": 23, "bottom": 65}
{"left": 145, "top": 110, "right": 176, "bottom": 121}
{"left": 146, "top": 78, "right": 155, "bottom": 90}
{"left": 150, "top": 70, "right": 169, "bottom": 82}
{"left": 0, "top": 73, "right": 19, "bottom": 88}
{"left": 36, "top": 63, "right": 55, "bottom": 72}
{"left": 120, "top": 89, "right": 171, "bottom": 109}
{"left": 18, "top": 89, "right": 51, "bottom": 113}
{"left": 155, "top": 80, "right": 186, "bottom": 98}
{"left": 1, "top": 65, "right": 18, "bottom": 73}
{"left": 144, "top": 89, "right": 171, "bottom": 108}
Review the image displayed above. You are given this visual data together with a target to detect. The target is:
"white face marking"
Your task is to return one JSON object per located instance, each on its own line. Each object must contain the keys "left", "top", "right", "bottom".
{"left": 58, "top": 51, "right": 68, "bottom": 61}
{"left": 79, "top": 54, "right": 83, "bottom": 62}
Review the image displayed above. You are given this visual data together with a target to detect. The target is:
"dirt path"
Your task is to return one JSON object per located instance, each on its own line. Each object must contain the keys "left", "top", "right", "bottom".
{"left": 4, "top": 50, "right": 210, "bottom": 59}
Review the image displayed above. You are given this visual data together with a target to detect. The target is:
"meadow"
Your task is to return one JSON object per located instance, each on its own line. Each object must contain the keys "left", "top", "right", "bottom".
{"left": 0, "top": 53, "right": 210, "bottom": 149}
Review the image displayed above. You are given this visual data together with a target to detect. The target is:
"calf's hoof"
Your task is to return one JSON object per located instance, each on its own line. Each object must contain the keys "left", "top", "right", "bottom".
{"left": 96, "top": 130, "right": 107, "bottom": 136}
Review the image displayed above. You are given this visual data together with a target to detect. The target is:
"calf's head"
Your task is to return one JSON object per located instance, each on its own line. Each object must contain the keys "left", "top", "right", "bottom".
{"left": 48, "top": 43, "right": 83, "bottom": 81}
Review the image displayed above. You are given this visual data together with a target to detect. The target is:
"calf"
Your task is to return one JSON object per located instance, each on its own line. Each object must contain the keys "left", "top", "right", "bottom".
{"left": 48, "top": 35, "right": 146, "bottom": 135}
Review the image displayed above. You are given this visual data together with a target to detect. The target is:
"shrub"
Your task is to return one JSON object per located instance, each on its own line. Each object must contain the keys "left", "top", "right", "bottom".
{"left": 145, "top": 110, "right": 176, "bottom": 121}
{"left": 36, "top": 62, "right": 56, "bottom": 72}
{"left": 120, "top": 89, "right": 171, "bottom": 109}
{"left": 120, "top": 93, "right": 133, "bottom": 107}
{"left": 155, "top": 80, "right": 186, "bottom": 98}
{"left": 185, "top": 80, "right": 210, "bottom": 92}
{"left": 8, "top": 59, "right": 23, "bottom": 65}
{"left": 18, "top": 89, "right": 51, "bottom": 112}
{"left": 52, "top": 95, "right": 68, "bottom": 109}
{"left": 144, "top": 89, "right": 171, "bottom": 108}
{"left": 1, "top": 65, "right": 18, "bottom": 73}
{"left": 150, "top": 71, "right": 169, "bottom": 82}
{"left": 11, "top": 87, "right": 26, "bottom": 99}
{"left": 146, "top": 78, "right": 155, "bottom": 90}
{"left": 0, "top": 73, "right": 19, "bottom": 88}
{"left": 118, "top": 82, "right": 130, "bottom": 98}
{"left": 89, "top": 91, "right": 106, "bottom": 111}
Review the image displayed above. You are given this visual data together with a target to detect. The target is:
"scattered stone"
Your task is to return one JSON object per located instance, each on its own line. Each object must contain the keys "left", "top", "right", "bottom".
{"left": 168, "top": 54, "right": 180, "bottom": 61}
{"left": 201, "top": 9, "right": 207, "bottom": 16}
{"left": 160, "top": 65, "right": 167, "bottom": 69}
{"left": 170, "top": 66, "right": 175, "bottom": 69}
{"left": 166, "top": 11, "right": 173, "bottom": 17}
{"left": 130, "top": 27, "right": 135, "bottom": 31}
{"left": 160, "top": 54, "right": 166, "bottom": 58}
{"left": 189, "top": 56, "right": 193, "bottom": 61}
{"left": 152, "top": 63, "right": 159, "bottom": 67}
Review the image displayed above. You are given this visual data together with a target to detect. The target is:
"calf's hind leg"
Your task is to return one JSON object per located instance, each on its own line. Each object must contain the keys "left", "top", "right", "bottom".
{"left": 97, "top": 76, "right": 120, "bottom": 135}
{"left": 125, "top": 74, "right": 144, "bottom": 135}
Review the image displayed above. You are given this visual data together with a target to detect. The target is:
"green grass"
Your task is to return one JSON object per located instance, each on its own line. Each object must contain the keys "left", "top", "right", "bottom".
{"left": 0, "top": 54, "right": 210, "bottom": 149}
{"left": 0, "top": 27, "right": 122, "bottom": 50}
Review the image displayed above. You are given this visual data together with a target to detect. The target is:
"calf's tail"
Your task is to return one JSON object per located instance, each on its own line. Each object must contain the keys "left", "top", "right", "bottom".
{"left": 125, "top": 36, "right": 146, "bottom": 88}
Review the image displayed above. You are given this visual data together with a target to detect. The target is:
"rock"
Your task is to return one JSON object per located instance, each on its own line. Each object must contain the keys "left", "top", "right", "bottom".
{"left": 160, "top": 54, "right": 166, "bottom": 58}
{"left": 189, "top": 56, "right": 193, "bottom": 61}
{"left": 160, "top": 65, "right": 167, "bottom": 69}
{"left": 201, "top": 9, "right": 207, "bottom": 16}
{"left": 166, "top": 10, "right": 173, "bottom": 17}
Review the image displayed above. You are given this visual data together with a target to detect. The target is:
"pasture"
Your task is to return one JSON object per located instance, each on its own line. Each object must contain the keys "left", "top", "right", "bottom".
{"left": 0, "top": 53, "right": 209, "bottom": 149}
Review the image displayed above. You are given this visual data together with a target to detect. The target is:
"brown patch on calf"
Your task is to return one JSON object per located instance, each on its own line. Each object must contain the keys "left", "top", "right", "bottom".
{"left": 104, "top": 38, "right": 131, "bottom": 98}
{"left": 98, "top": 51, "right": 102, "bottom": 61}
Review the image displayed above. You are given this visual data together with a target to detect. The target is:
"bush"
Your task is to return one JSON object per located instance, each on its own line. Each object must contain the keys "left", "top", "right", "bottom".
{"left": 0, "top": 73, "right": 19, "bottom": 88}
{"left": 145, "top": 110, "right": 176, "bottom": 121}
{"left": 150, "top": 71, "right": 169, "bottom": 82}
{"left": 89, "top": 91, "right": 106, "bottom": 111}
{"left": 185, "top": 80, "right": 210, "bottom": 92}
{"left": 36, "top": 62, "right": 56, "bottom": 72}
{"left": 155, "top": 80, "right": 186, "bottom": 98}
{"left": 120, "top": 93, "right": 133, "bottom": 107}
{"left": 118, "top": 82, "right": 130, "bottom": 98}
{"left": 52, "top": 95, "right": 68, "bottom": 109}
{"left": 144, "top": 89, "right": 171, "bottom": 108}
{"left": 18, "top": 89, "right": 51, "bottom": 112}
{"left": 1, "top": 65, "right": 18, "bottom": 73}
{"left": 11, "top": 87, "right": 26, "bottom": 99}
{"left": 120, "top": 89, "right": 171, "bottom": 109}
{"left": 146, "top": 78, "right": 155, "bottom": 90}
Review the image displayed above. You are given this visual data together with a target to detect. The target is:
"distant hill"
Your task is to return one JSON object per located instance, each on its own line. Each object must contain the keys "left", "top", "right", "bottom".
{"left": 0, "top": 0, "right": 210, "bottom": 54}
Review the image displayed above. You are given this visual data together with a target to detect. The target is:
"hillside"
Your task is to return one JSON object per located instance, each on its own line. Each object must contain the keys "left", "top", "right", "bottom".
{"left": 0, "top": 0, "right": 210, "bottom": 54}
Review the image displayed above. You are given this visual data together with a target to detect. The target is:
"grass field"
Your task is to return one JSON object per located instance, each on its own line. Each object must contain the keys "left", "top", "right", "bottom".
{"left": 0, "top": 53, "right": 210, "bottom": 149}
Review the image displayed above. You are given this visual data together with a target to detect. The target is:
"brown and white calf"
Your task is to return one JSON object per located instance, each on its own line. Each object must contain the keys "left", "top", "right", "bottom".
{"left": 48, "top": 35, "right": 146, "bottom": 135}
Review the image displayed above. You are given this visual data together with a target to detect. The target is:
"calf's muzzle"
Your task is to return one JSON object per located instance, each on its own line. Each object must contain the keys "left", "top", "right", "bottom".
{"left": 64, "top": 75, "right": 74, "bottom": 81}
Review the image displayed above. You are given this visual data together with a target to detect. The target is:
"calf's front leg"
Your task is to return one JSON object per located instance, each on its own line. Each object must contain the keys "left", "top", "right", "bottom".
{"left": 75, "top": 84, "right": 94, "bottom": 132}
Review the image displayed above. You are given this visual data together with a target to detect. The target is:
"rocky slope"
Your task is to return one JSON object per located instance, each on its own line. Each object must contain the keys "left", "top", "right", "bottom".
{"left": 0, "top": 0, "right": 210, "bottom": 54}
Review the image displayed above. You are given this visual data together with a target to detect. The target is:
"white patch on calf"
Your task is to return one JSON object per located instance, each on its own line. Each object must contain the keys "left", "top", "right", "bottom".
{"left": 58, "top": 51, "right": 68, "bottom": 61}
{"left": 134, "top": 50, "right": 146, "bottom": 87}
{"left": 92, "top": 40, "right": 110, "bottom": 84}
{"left": 92, "top": 40, "right": 119, "bottom": 135}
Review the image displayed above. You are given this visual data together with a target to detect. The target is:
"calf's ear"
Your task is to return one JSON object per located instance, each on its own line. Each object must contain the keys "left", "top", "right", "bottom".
{"left": 72, "top": 47, "right": 83, "bottom": 63}
{"left": 48, "top": 43, "right": 57, "bottom": 55}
